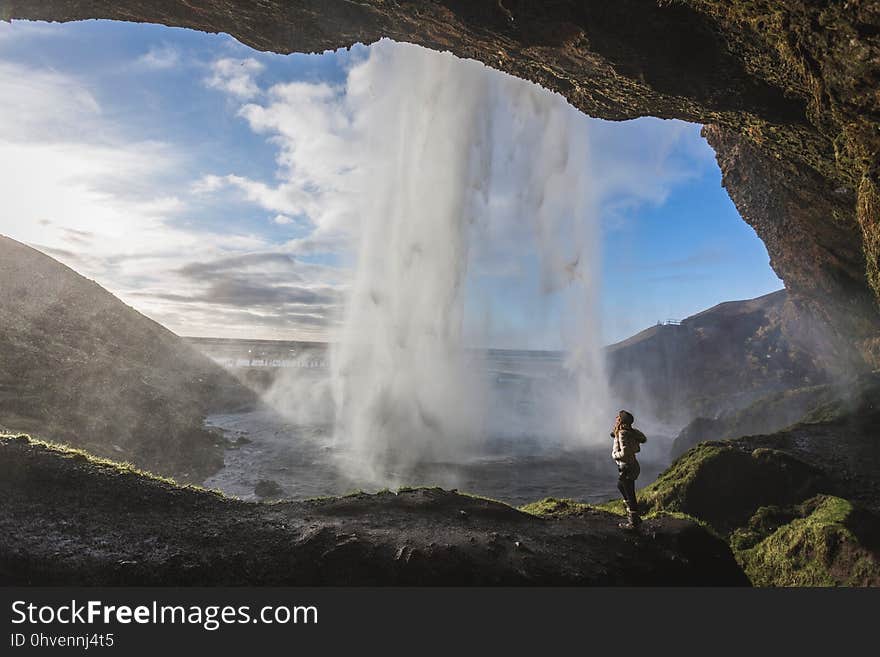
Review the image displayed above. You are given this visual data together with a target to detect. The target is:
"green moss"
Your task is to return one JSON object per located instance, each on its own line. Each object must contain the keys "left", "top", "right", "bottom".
{"left": 593, "top": 445, "right": 731, "bottom": 520}
{"left": 734, "top": 495, "right": 880, "bottom": 587}
{"left": 519, "top": 497, "right": 597, "bottom": 517}
{"left": 802, "top": 400, "right": 847, "bottom": 424}
{"left": 0, "top": 433, "right": 228, "bottom": 498}
{"left": 631, "top": 443, "right": 728, "bottom": 514}
{"left": 521, "top": 497, "right": 720, "bottom": 540}
{"left": 594, "top": 499, "right": 627, "bottom": 515}
{"left": 646, "top": 510, "right": 722, "bottom": 538}
{"left": 729, "top": 503, "right": 800, "bottom": 551}
{"left": 395, "top": 485, "right": 446, "bottom": 495}
{"left": 600, "top": 442, "right": 824, "bottom": 535}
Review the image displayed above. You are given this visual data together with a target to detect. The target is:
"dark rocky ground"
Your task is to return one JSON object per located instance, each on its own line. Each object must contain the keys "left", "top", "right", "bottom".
{"left": 0, "top": 435, "right": 747, "bottom": 586}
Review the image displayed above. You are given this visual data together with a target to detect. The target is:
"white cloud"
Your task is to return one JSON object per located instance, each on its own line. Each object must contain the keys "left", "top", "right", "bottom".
{"left": 191, "top": 173, "right": 226, "bottom": 194}
{"left": 0, "top": 61, "right": 101, "bottom": 142}
{"left": 136, "top": 44, "right": 180, "bottom": 70}
{"left": 587, "top": 118, "right": 715, "bottom": 227}
{"left": 0, "top": 59, "right": 340, "bottom": 340}
{"left": 0, "top": 21, "right": 61, "bottom": 43}
{"left": 204, "top": 57, "right": 264, "bottom": 99}
{"left": 201, "top": 45, "right": 714, "bottom": 242}
{"left": 199, "top": 79, "right": 359, "bottom": 250}
{"left": 272, "top": 214, "right": 294, "bottom": 225}
{"left": 199, "top": 41, "right": 714, "bottom": 285}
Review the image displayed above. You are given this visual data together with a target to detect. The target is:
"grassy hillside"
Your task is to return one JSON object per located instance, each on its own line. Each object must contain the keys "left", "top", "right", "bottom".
{"left": 0, "top": 236, "right": 255, "bottom": 481}
{"left": 606, "top": 290, "right": 834, "bottom": 427}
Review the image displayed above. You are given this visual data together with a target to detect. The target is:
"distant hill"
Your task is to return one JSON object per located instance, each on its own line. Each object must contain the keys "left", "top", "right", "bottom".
{"left": 606, "top": 290, "right": 832, "bottom": 429}
{"left": 0, "top": 236, "right": 255, "bottom": 481}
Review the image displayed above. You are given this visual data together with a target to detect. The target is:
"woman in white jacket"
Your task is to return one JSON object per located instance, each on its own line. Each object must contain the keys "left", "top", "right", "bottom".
{"left": 611, "top": 410, "right": 648, "bottom": 529}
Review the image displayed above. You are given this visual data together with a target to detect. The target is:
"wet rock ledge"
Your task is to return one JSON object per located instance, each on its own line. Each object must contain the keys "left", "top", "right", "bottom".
{"left": 0, "top": 435, "right": 747, "bottom": 586}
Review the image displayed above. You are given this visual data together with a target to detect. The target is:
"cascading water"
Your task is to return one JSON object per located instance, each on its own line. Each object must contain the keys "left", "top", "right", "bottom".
{"left": 329, "top": 45, "right": 491, "bottom": 482}
{"left": 329, "top": 41, "right": 611, "bottom": 486}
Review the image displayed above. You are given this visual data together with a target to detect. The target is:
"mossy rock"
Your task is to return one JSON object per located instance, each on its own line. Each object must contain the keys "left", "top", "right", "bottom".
{"left": 625, "top": 443, "right": 827, "bottom": 534}
{"left": 728, "top": 503, "right": 801, "bottom": 552}
{"left": 0, "top": 433, "right": 229, "bottom": 503}
{"left": 519, "top": 497, "right": 597, "bottom": 517}
{"left": 733, "top": 495, "right": 880, "bottom": 587}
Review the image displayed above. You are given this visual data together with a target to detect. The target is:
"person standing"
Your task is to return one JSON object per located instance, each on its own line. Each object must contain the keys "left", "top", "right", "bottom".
{"left": 611, "top": 410, "right": 647, "bottom": 530}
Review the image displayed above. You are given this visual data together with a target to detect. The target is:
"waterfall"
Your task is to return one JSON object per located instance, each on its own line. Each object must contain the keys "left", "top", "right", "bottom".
{"left": 329, "top": 41, "right": 611, "bottom": 485}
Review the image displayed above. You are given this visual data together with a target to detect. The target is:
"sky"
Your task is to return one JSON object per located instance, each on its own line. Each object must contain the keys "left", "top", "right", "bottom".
{"left": 0, "top": 19, "right": 783, "bottom": 346}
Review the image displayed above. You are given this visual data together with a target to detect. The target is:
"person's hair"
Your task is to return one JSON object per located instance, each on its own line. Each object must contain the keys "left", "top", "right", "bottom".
{"left": 617, "top": 410, "right": 634, "bottom": 427}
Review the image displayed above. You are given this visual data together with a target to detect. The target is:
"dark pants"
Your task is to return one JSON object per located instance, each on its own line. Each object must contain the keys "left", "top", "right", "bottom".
{"left": 617, "top": 461, "right": 640, "bottom": 514}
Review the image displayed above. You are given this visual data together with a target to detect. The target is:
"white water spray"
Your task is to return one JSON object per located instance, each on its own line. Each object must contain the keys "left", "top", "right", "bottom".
{"left": 328, "top": 42, "right": 611, "bottom": 485}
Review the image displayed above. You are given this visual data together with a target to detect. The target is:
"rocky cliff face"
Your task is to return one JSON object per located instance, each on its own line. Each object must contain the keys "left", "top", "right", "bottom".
{"left": 3, "top": 0, "right": 878, "bottom": 364}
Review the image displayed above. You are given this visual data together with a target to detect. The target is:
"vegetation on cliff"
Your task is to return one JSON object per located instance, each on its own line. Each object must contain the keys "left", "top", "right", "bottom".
{"left": 606, "top": 408, "right": 880, "bottom": 586}
{"left": 0, "top": 236, "right": 255, "bottom": 481}
{"left": 732, "top": 495, "right": 880, "bottom": 587}
{"left": 603, "top": 443, "right": 826, "bottom": 533}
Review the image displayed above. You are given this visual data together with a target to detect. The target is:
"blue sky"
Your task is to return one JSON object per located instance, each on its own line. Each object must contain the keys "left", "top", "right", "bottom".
{"left": 0, "top": 19, "right": 782, "bottom": 345}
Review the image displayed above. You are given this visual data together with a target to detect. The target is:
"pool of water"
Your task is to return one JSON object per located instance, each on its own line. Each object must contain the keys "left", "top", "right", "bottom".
{"left": 203, "top": 405, "right": 669, "bottom": 507}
